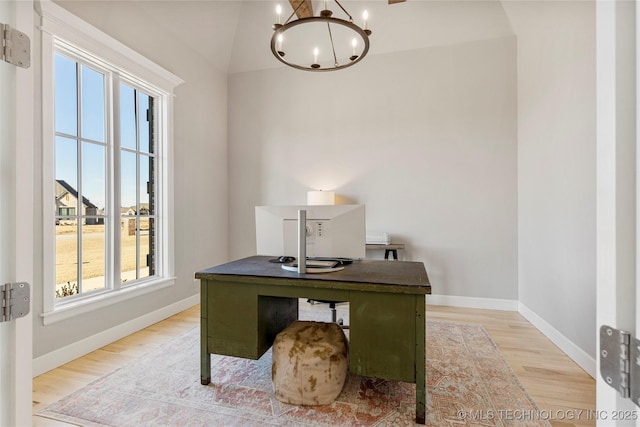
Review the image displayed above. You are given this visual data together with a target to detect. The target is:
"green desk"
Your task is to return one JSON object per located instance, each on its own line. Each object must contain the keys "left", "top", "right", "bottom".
{"left": 195, "top": 256, "right": 431, "bottom": 424}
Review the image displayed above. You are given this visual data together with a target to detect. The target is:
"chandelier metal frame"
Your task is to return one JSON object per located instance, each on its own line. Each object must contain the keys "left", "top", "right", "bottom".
{"left": 270, "top": 0, "right": 371, "bottom": 72}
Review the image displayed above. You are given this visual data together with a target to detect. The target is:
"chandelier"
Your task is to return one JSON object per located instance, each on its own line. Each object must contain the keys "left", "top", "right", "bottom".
{"left": 270, "top": 1, "right": 372, "bottom": 72}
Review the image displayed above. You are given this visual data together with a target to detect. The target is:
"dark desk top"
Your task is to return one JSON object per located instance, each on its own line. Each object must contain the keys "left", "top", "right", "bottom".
{"left": 196, "top": 256, "right": 431, "bottom": 294}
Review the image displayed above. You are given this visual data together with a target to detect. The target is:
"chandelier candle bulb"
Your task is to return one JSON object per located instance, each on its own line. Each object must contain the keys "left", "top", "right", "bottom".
{"left": 312, "top": 47, "right": 320, "bottom": 68}
{"left": 363, "top": 10, "right": 368, "bottom": 30}
{"left": 350, "top": 38, "right": 358, "bottom": 61}
{"left": 276, "top": 4, "right": 282, "bottom": 25}
{"left": 277, "top": 34, "right": 284, "bottom": 56}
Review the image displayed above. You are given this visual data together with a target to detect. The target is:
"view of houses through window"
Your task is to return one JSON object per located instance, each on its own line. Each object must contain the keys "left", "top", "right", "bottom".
{"left": 54, "top": 50, "right": 156, "bottom": 301}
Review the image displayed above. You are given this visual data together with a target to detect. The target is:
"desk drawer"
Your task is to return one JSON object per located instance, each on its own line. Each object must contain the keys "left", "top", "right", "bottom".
{"left": 349, "top": 292, "right": 418, "bottom": 382}
{"left": 204, "top": 280, "right": 297, "bottom": 360}
{"left": 206, "top": 280, "right": 260, "bottom": 359}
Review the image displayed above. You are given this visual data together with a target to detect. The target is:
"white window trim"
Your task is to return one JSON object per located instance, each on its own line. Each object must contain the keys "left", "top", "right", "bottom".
{"left": 38, "top": 0, "right": 183, "bottom": 325}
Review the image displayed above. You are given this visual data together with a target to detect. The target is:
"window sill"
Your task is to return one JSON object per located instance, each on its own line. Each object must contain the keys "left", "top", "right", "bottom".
{"left": 41, "top": 277, "right": 176, "bottom": 325}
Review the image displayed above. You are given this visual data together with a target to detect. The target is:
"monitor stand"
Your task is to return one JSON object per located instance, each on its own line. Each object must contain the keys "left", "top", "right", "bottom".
{"left": 289, "top": 209, "right": 345, "bottom": 274}
{"left": 281, "top": 264, "right": 344, "bottom": 274}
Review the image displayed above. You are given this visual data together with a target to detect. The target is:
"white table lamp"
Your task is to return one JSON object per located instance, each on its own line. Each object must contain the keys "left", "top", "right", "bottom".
{"left": 307, "top": 190, "right": 335, "bottom": 205}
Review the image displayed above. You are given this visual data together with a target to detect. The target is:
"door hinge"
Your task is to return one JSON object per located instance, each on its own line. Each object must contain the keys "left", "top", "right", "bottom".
{"left": 600, "top": 325, "right": 640, "bottom": 406}
{"left": 1, "top": 23, "right": 30, "bottom": 68}
{"left": 1, "top": 282, "right": 30, "bottom": 322}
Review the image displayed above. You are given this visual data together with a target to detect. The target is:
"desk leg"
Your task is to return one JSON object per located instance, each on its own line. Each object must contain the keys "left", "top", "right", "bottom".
{"left": 415, "top": 294, "right": 426, "bottom": 424}
{"left": 200, "top": 280, "right": 211, "bottom": 385}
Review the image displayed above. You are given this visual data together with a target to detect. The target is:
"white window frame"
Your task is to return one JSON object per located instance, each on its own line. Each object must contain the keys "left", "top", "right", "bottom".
{"left": 39, "top": 0, "right": 183, "bottom": 325}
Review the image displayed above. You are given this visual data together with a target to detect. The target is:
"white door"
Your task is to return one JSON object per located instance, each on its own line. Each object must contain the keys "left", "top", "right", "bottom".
{"left": 596, "top": 0, "right": 640, "bottom": 425}
{"left": 0, "top": 0, "right": 34, "bottom": 426}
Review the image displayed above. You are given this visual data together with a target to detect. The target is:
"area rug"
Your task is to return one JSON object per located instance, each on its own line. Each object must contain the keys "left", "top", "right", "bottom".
{"left": 38, "top": 315, "right": 549, "bottom": 426}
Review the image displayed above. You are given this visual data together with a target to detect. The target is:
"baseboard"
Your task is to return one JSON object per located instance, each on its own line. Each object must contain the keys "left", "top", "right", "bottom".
{"left": 427, "top": 294, "right": 519, "bottom": 311}
{"left": 518, "top": 302, "right": 596, "bottom": 379}
{"left": 32, "top": 294, "right": 200, "bottom": 377}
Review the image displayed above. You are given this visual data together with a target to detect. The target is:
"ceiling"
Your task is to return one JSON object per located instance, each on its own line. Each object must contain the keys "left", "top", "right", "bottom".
{"left": 55, "top": 0, "right": 516, "bottom": 74}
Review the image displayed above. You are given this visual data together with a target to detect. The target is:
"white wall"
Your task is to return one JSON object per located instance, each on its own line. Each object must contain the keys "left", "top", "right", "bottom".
{"left": 503, "top": 1, "right": 597, "bottom": 358}
{"left": 229, "top": 36, "right": 518, "bottom": 301}
{"left": 32, "top": 1, "right": 228, "bottom": 358}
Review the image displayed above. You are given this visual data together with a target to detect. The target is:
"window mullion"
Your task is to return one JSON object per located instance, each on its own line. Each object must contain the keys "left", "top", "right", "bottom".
{"left": 76, "top": 62, "right": 83, "bottom": 295}
{"left": 148, "top": 97, "right": 156, "bottom": 277}
{"left": 113, "top": 74, "right": 122, "bottom": 290}
{"left": 135, "top": 91, "right": 141, "bottom": 280}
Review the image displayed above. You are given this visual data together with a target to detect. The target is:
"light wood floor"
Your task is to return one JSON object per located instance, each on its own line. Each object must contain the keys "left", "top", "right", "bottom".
{"left": 32, "top": 304, "right": 595, "bottom": 427}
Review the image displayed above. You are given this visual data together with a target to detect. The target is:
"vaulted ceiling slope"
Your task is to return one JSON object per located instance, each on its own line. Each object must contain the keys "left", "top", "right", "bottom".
{"left": 54, "top": 0, "right": 515, "bottom": 75}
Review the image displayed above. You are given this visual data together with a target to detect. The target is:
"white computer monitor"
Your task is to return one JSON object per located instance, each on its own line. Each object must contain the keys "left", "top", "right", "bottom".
{"left": 255, "top": 204, "right": 366, "bottom": 260}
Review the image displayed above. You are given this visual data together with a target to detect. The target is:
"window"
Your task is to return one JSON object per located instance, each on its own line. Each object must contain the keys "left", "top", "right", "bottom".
{"left": 40, "top": 0, "right": 183, "bottom": 323}
{"left": 119, "top": 84, "right": 156, "bottom": 282}
{"left": 54, "top": 52, "right": 108, "bottom": 297}
{"left": 58, "top": 207, "right": 76, "bottom": 217}
{"left": 54, "top": 51, "right": 161, "bottom": 298}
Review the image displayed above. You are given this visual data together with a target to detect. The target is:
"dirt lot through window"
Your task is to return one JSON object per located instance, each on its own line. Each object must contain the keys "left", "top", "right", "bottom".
{"left": 56, "top": 221, "right": 149, "bottom": 287}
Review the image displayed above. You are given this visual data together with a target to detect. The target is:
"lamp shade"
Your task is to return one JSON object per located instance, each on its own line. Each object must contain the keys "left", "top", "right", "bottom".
{"left": 307, "top": 191, "right": 335, "bottom": 205}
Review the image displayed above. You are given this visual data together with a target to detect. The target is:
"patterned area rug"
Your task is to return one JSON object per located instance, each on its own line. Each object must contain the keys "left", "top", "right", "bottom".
{"left": 38, "top": 311, "right": 548, "bottom": 426}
